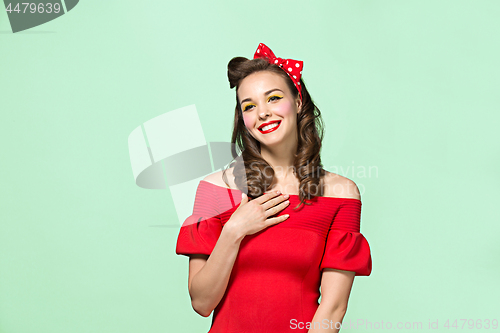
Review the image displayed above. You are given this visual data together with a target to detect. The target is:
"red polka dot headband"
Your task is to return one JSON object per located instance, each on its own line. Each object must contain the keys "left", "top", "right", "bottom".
{"left": 253, "top": 43, "right": 303, "bottom": 102}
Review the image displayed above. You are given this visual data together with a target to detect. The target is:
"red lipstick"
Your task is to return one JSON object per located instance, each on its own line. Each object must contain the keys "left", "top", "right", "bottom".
{"left": 258, "top": 120, "right": 281, "bottom": 134}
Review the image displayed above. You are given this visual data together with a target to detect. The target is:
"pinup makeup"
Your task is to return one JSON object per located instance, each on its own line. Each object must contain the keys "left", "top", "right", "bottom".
{"left": 258, "top": 120, "right": 281, "bottom": 134}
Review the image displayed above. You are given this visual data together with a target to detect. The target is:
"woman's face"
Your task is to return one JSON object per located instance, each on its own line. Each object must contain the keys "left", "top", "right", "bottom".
{"left": 237, "top": 71, "right": 302, "bottom": 148}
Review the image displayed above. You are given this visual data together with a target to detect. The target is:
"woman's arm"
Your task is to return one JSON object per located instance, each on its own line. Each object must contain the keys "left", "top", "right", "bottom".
{"left": 308, "top": 268, "right": 355, "bottom": 333}
{"left": 185, "top": 179, "right": 289, "bottom": 317}
{"left": 188, "top": 224, "right": 244, "bottom": 317}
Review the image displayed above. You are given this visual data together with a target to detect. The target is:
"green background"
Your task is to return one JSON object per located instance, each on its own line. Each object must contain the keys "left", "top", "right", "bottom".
{"left": 1, "top": 0, "right": 499, "bottom": 332}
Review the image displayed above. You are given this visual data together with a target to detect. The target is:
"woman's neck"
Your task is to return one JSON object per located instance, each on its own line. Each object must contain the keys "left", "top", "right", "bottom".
{"left": 260, "top": 144, "right": 297, "bottom": 179}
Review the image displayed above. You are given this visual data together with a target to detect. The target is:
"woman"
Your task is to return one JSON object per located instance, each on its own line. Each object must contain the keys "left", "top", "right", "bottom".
{"left": 176, "top": 43, "right": 372, "bottom": 333}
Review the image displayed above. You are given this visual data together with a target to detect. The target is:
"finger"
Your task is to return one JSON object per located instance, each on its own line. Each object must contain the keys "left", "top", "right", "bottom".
{"left": 253, "top": 190, "right": 282, "bottom": 206}
{"left": 261, "top": 194, "right": 288, "bottom": 211}
{"left": 266, "top": 214, "right": 289, "bottom": 226}
{"left": 264, "top": 199, "right": 290, "bottom": 218}
{"left": 239, "top": 192, "right": 248, "bottom": 206}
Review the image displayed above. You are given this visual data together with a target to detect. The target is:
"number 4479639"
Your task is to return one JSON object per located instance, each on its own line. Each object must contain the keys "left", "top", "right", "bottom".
{"left": 5, "top": 3, "right": 61, "bottom": 14}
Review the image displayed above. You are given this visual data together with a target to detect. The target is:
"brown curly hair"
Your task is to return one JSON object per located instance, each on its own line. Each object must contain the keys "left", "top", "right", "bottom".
{"left": 222, "top": 56, "right": 327, "bottom": 210}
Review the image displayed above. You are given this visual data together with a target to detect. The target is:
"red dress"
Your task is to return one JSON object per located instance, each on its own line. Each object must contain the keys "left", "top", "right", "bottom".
{"left": 176, "top": 180, "right": 372, "bottom": 333}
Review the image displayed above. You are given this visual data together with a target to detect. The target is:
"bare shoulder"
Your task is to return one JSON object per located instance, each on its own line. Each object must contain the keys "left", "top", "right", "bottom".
{"left": 323, "top": 171, "right": 361, "bottom": 200}
{"left": 202, "top": 167, "right": 237, "bottom": 189}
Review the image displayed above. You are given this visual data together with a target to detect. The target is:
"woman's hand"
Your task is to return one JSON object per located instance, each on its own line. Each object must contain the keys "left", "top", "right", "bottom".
{"left": 224, "top": 190, "right": 290, "bottom": 240}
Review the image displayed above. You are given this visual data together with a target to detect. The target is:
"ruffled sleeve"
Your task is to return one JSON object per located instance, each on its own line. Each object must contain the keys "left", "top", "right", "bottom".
{"left": 175, "top": 181, "right": 223, "bottom": 257}
{"left": 319, "top": 199, "right": 372, "bottom": 276}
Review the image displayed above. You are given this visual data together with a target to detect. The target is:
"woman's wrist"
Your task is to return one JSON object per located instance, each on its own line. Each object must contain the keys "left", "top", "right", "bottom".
{"left": 221, "top": 221, "right": 246, "bottom": 244}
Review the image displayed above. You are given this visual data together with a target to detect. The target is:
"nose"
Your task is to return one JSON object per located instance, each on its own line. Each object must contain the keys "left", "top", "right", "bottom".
{"left": 258, "top": 104, "right": 271, "bottom": 120}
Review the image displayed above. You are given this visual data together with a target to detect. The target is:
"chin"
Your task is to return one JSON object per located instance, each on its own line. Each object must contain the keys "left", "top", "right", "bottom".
{"left": 258, "top": 137, "right": 286, "bottom": 147}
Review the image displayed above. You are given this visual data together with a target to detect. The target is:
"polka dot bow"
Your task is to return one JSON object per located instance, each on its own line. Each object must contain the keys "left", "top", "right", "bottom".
{"left": 253, "top": 43, "right": 303, "bottom": 101}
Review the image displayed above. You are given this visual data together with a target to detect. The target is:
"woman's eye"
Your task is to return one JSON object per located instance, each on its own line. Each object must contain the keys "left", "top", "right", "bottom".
{"left": 243, "top": 104, "right": 255, "bottom": 111}
{"left": 268, "top": 95, "right": 283, "bottom": 102}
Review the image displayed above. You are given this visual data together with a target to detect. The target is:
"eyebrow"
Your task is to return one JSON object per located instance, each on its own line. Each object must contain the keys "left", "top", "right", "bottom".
{"left": 240, "top": 88, "right": 284, "bottom": 104}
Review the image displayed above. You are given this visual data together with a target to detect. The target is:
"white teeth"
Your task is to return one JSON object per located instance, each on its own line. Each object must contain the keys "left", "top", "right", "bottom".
{"left": 260, "top": 122, "right": 280, "bottom": 131}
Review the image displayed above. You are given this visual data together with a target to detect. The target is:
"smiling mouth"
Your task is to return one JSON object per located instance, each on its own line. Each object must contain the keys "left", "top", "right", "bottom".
{"left": 259, "top": 121, "right": 281, "bottom": 134}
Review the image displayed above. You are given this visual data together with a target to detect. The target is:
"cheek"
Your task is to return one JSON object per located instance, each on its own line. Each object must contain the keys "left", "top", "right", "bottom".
{"left": 274, "top": 100, "right": 295, "bottom": 116}
{"left": 243, "top": 115, "right": 254, "bottom": 129}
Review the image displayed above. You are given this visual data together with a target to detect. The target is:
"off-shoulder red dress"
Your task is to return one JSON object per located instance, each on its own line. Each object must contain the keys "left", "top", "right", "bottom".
{"left": 175, "top": 180, "right": 372, "bottom": 333}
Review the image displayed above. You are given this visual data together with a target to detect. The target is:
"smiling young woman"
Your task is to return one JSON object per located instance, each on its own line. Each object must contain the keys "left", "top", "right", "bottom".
{"left": 175, "top": 43, "right": 372, "bottom": 333}
{"left": 238, "top": 71, "right": 302, "bottom": 158}
{"left": 225, "top": 50, "right": 331, "bottom": 209}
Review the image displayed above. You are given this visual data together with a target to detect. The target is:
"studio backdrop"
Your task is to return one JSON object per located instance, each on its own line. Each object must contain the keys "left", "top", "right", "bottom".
{"left": 1, "top": 1, "right": 499, "bottom": 332}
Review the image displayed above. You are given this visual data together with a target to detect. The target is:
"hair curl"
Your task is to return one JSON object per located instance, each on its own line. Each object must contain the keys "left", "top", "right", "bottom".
{"left": 222, "top": 56, "right": 326, "bottom": 210}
